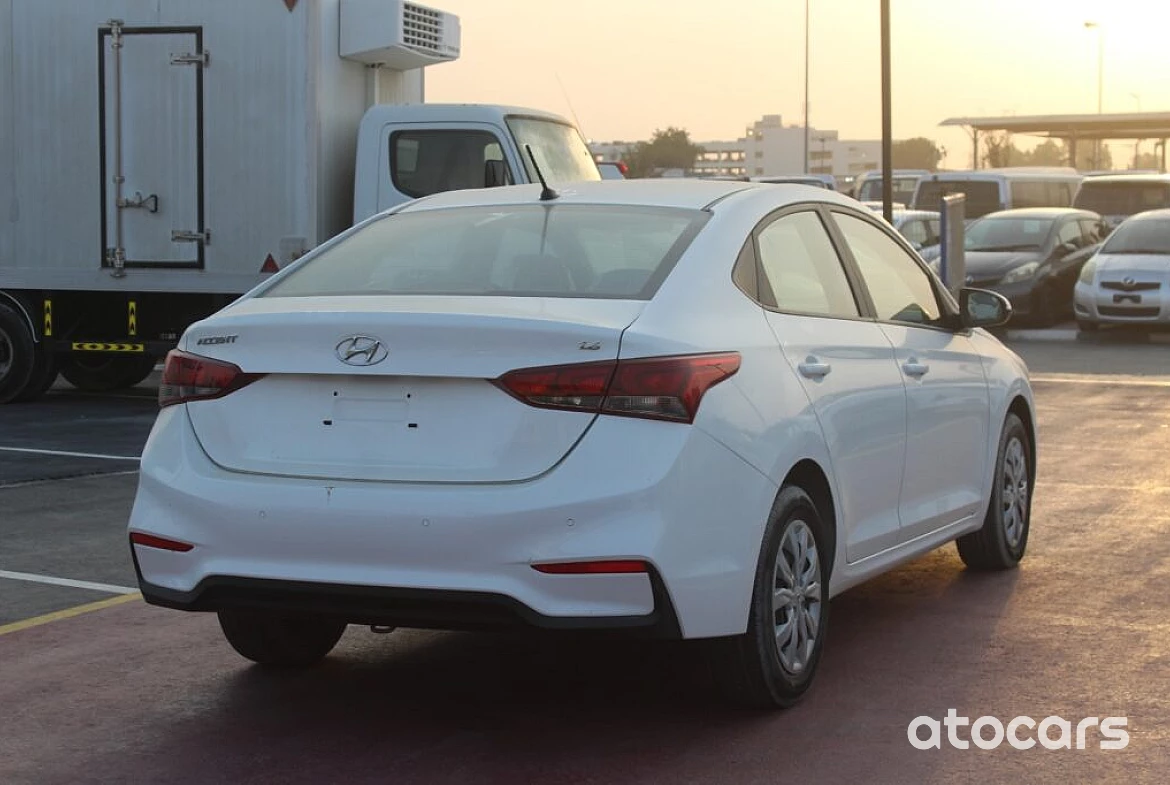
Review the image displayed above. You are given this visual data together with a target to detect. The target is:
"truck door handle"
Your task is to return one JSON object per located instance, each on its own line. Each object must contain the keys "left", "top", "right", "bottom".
{"left": 798, "top": 358, "right": 832, "bottom": 379}
{"left": 902, "top": 359, "right": 930, "bottom": 378}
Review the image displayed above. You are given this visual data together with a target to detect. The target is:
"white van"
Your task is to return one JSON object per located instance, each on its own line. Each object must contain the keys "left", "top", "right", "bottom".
{"left": 1073, "top": 173, "right": 1170, "bottom": 230}
{"left": 911, "top": 168, "right": 1083, "bottom": 219}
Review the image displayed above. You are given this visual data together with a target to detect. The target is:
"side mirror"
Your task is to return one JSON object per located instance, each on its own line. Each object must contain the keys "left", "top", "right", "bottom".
{"left": 484, "top": 159, "right": 509, "bottom": 188}
{"left": 960, "top": 287, "right": 1012, "bottom": 329}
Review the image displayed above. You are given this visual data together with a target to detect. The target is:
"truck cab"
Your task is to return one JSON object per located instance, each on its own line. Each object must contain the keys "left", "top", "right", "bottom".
{"left": 354, "top": 104, "right": 601, "bottom": 222}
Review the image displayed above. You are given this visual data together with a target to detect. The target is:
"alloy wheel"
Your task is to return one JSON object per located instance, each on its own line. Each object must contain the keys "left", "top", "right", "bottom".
{"left": 771, "top": 519, "right": 822, "bottom": 675}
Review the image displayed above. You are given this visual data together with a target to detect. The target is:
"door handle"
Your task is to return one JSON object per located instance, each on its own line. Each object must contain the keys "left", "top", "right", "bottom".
{"left": 798, "top": 358, "right": 832, "bottom": 379}
{"left": 902, "top": 359, "right": 930, "bottom": 378}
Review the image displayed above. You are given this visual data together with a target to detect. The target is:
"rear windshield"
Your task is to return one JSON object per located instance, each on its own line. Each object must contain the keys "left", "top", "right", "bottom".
{"left": 1074, "top": 182, "right": 1170, "bottom": 216}
{"left": 1100, "top": 218, "right": 1170, "bottom": 255}
{"left": 964, "top": 217, "right": 1054, "bottom": 252}
{"left": 913, "top": 180, "right": 1002, "bottom": 218}
{"left": 260, "top": 205, "right": 707, "bottom": 300}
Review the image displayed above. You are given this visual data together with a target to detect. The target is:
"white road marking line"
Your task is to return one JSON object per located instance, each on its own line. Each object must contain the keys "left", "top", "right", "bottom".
{"left": 0, "top": 446, "right": 141, "bottom": 461}
{"left": 0, "top": 569, "right": 138, "bottom": 595}
{"left": 1030, "top": 374, "right": 1170, "bottom": 387}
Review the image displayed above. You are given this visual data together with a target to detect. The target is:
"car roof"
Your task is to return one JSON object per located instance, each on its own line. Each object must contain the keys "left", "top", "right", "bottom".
{"left": 1120, "top": 208, "right": 1170, "bottom": 222}
{"left": 978, "top": 207, "right": 1095, "bottom": 219}
{"left": 394, "top": 179, "right": 861, "bottom": 213}
{"left": 1080, "top": 173, "right": 1170, "bottom": 184}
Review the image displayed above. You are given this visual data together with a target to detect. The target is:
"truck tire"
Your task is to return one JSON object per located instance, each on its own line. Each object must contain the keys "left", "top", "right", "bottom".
{"left": 61, "top": 355, "right": 156, "bottom": 392}
{"left": 0, "top": 303, "right": 36, "bottom": 404}
{"left": 10, "top": 345, "right": 59, "bottom": 403}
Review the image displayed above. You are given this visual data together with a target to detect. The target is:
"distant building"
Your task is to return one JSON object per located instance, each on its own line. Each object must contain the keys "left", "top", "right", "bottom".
{"left": 590, "top": 115, "right": 883, "bottom": 179}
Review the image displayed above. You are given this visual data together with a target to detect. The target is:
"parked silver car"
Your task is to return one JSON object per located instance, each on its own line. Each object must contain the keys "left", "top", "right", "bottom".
{"left": 1075, "top": 209, "right": 1170, "bottom": 331}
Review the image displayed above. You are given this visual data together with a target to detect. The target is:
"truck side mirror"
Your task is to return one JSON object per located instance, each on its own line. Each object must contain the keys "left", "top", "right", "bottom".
{"left": 484, "top": 160, "right": 509, "bottom": 188}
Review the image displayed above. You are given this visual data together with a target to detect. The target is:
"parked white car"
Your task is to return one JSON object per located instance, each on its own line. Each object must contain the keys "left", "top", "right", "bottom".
{"left": 128, "top": 180, "right": 1035, "bottom": 708}
{"left": 1075, "top": 208, "right": 1170, "bottom": 331}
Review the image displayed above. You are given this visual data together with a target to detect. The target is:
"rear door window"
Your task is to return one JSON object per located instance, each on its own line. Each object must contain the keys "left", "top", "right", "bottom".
{"left": 753, "top": 211, "right": 860, "bottom": 318}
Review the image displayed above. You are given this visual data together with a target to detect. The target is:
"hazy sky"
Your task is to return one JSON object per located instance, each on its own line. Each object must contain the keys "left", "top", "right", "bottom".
{"left": 426, "top": 0, "right": 1170, "bottom": 168}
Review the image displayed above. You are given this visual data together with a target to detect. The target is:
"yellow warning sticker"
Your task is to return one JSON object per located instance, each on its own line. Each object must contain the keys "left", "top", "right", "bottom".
{"left": 43, "top": 299, "right": 52, "bottom": 337}
{"left": 128, "top": 300, "right": 138, "bottom": 337}
{"left": 70, "top": 342, "right": 145, "bottom": 353}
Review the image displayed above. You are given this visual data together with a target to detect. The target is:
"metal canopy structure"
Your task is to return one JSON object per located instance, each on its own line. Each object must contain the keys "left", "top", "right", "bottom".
{"left": 939, "top": 112, "right": 1170, "bottom": 171}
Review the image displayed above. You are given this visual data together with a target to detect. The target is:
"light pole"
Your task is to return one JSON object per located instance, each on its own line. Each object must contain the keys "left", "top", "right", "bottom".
{"left": 880, "top": 0, "right": 892, "bottom": 223}
{"left": 1084, "top": 21, "right": 1103, "bottom": 168}
{"left": 803, "top": 0, "right": 810, "bottom": 174}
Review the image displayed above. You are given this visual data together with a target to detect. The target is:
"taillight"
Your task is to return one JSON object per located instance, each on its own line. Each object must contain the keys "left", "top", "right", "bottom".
{"left": 159, "top": 349, "right": 263, "bottom": 408}
{"left": 130, "top": 532, "right": 194, "bottom": 552}
{"left": 494, "top": 353, "right": 740, "bottom": 423}
{"left": 617, "top": 161, "right": 629, "bottom": 175}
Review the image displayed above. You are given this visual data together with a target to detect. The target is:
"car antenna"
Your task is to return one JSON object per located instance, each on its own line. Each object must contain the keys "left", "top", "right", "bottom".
{"left": 525, "top": 144, "right": 559, "bottom": 201}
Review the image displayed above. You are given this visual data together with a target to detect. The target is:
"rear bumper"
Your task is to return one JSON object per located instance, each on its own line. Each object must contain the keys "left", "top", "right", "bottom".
{"left": 134, "top": 572, "right": 682, "bottom": 637}
{"left": 128, "top": 404, "right": 778, "bottom": 639}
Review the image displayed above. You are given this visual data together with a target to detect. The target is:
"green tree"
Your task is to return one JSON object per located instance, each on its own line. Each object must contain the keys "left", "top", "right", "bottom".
{"left": 1074, "top": 142, "right": 1112, "bottom": 171}
{"left": 1018, "top": 139, "right": 1066, "bottom": 166}
{"left": 1131, "top": 151, "right": 1161, "bottom": 170}
{"left": 891, "top": 137, "right": 942, "bottom": 171}
{"left": 982, "top": 132, "right": 1021, "bottom": 168}
{"left": 623, "top": 127, "right": 704, "bottom": 178}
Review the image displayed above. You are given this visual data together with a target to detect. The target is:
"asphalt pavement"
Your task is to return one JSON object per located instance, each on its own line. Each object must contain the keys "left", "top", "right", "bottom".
{"left": 1, "top": 334, "right": 1168, "bottom": 784}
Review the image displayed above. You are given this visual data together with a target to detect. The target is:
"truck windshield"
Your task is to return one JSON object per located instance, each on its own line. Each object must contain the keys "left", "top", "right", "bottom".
{"left": 260, "top": 205, "right": 707, "bottom": 300}
{"left": 507, "top": 117, "right": 601, "bottom": 185}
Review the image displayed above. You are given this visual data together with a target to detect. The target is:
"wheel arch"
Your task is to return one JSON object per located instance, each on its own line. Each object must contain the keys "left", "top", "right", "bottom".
{"left": 0, "top": 291, "right": 37, "bottom": 342}
{"left": 780, "top": 458, "right": 838, "bottom": 583}
{"left": 1007, "top": 394, "right": 1037, "bottom": 481}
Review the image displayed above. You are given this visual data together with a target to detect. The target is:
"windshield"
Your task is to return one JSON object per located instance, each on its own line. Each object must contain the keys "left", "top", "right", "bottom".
{"left": 963, "top": 217, "right": 1054, "bottom": 252}
{"left": 913, "top": 180, "right": 1002, "bottom": 218}
{"left": 507, "top": 117, "right": 601, "bottom": 185}
{"left": 858, "top": 176, "right": 920, "bottom": 204}
{"left": 1074, "top": 182, "right": 1170, "bottom": 216}
{"left": 261, "top": 205, "right": 707, "bottom": 300}
{"left": 1100, "top": 218, "right": 1170, "bottom": 255}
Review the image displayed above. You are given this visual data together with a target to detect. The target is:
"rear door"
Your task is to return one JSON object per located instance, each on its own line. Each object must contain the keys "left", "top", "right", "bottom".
{"left": 749, "top": 208, "right": 909, "bottom": 563}
{"left": 101, "top": 24, "right": 205, "bottom": 269}
{"left": 828, "top": 209, "right": 991, "bottom": 540}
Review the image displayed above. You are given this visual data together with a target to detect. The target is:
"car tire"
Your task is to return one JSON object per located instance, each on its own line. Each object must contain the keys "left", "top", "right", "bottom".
{"left": 1031, "top": 286, "right": 1059, "bottom": 327}
{"left": 1076, "top": 320, "right": 1099, "bottom": 333}
{"left": 61, "top": 354, "right": 156, "bottom": 392}
{"left": 708, "top": 485, "right": 831, "bottom": 709}
{"left": 218, "top": 611, "right": 347, "bottom": 667}
{"left": 957, "top": 412, "right": 1032, "bottom": 570}
{"left": 0, "top": 303, "right": 36, "bottom": 404}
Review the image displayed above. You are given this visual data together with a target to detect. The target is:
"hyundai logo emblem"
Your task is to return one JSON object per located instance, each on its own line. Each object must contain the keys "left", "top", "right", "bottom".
{"left": 335, "top": 335, "right": 388, "bottom": 366}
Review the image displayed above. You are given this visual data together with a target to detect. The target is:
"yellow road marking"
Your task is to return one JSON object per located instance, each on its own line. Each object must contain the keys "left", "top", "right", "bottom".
{"left": 0, "top": 593, "right": 141, "bottom": 638}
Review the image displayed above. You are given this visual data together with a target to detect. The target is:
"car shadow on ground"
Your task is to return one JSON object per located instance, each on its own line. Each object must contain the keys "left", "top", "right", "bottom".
{"left": 143, "top": 549, "right": 1021, "bottom": 781}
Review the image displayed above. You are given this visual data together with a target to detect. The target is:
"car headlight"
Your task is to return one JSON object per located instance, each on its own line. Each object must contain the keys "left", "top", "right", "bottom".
{"left": 1079, "top": 259, "right": 1098, "bottom": 284}
{"left": 1000, "top": 262, "right": 1039, "bottom": 284}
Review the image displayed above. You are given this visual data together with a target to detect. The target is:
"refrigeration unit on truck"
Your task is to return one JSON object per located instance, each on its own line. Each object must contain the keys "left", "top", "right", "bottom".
{"left": 0, "top": 0, "right": 601, "bottom": 403}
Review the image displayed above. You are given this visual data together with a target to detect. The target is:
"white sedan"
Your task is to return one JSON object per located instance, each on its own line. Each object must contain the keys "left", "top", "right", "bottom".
{"left": 128, "top": 180, "right": 1035, "bottom": 708}
{"left": 1075, "top": 208, "right": 1170, "bottom": 331}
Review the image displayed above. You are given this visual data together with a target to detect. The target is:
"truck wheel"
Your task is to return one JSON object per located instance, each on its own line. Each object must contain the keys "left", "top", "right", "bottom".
{"left": 0, "top": 303, "right": 36, "bottom": 404}
{"left": 10, "top": 345, "right": 59, "bottom": 403}
{"left": 61, "top": 355, "right": 156, "bottom": 392}
{"left": 218, "top": 611, "right": 347, "bottom": 667}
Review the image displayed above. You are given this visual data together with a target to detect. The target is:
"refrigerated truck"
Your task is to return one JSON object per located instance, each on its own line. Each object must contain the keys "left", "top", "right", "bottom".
{"left": 0, "top": 0, "right": 601, "bottom": 403}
